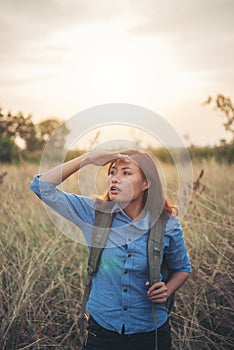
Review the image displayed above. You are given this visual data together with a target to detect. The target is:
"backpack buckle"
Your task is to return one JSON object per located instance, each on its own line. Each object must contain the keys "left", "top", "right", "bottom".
{"left": 153, "top": 247, "right": 160, "bottom": 255}
{"left": 87, "top": 266, "right": 94, "bottom": 276}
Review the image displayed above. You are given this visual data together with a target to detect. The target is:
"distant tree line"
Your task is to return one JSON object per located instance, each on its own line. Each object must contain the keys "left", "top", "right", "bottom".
{"left": 0, "top": 94, "right": 233, "bottom": 163}
{"left": 0, "top": 107, "right": 69, "bottom": 162}
{"left": 148, "top": 94, "right": 233, "bottom": 164}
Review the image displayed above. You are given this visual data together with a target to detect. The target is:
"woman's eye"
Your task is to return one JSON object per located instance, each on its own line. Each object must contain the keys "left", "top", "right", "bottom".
{"left": 123, "top": 171, "right": 131, "bottom": 175}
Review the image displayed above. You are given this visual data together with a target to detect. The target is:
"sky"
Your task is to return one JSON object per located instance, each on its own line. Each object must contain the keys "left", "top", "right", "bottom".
{"left": 0, "top": 0, "right": 234, "bottom": 147}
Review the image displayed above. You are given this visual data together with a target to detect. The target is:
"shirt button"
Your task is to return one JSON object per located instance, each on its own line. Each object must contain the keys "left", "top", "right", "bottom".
{"left": 127, "top": 238, "right": 132, "bottom": 242}
{"left": 123, "top": 288, "right": 128, "bottom": 292}
{"left": 124, "top": 270, "right": 128, "bottom": 274}
{"left": 128, "top": 253, "right": 132, "bottom": 258}
{"left": 123, "top": 306, "right": 128, "bottom": 311}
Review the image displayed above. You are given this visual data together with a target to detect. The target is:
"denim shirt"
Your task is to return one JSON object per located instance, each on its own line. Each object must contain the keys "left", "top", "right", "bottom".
{"left": 30, "top": 175, "right": 191, "bottom": 334}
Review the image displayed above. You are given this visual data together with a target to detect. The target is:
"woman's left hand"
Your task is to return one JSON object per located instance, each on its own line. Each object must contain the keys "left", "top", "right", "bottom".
{"left": 145, "top": 281, "right": 168, "bottom": 303}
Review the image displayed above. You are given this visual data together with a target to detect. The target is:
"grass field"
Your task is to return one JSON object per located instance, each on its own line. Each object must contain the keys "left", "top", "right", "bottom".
{"left": 0, "top": 160, "right": 233, "bottom": 349}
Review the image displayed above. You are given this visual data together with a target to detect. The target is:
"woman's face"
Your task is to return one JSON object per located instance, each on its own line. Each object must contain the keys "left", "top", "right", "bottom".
{"left": 107, "top": 159, "right": 148, "bottom": 206}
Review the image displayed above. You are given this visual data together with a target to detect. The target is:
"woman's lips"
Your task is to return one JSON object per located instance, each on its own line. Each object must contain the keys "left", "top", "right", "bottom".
{"left": 110, "top": 185, "right": 121, "bottom": 194}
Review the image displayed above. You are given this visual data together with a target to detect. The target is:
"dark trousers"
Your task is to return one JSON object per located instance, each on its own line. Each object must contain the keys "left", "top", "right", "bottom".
{"left": 82, "top": 316, "right": 171, "bottom": 350}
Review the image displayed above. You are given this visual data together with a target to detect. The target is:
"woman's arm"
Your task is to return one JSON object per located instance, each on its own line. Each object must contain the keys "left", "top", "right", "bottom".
{"left": 40, "top": 153, "right": 88, "bottom": 185}
{"left": 40, "top": 151, "right": 130, "bottom": 185}
{"left": 30, "top": 151, "right": 130, "bottom": 241}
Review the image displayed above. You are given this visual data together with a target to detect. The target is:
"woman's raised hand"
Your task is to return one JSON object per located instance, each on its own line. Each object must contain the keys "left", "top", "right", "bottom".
{"left": 85, "top": 151, "right": 130, "bottom": 166}
{"left": 40, "top": 151, "right": 130, "bottom": 186}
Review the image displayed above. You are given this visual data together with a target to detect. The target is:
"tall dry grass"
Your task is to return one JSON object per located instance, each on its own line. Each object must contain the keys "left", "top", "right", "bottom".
{"left": 165, "top": 160, "right": 234, "bottom": 350}
{"left": 0, "top": 163, "right": 87, "bottom": 349}
{"left": 0, "top": 160, "right": 233, "bottom": 349}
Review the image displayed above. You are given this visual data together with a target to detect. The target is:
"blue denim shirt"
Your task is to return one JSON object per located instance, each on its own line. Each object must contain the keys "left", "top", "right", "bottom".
{"left": 30, "top": 175, "right": 191, "bottom": 334}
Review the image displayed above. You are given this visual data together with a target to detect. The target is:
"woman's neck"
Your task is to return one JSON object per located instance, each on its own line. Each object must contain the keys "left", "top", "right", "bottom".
{"left": 122, "top": 201, "right": 146, "bottom": 221}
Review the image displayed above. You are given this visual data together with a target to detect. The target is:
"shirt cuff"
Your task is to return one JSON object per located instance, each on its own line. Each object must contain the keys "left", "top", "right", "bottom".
{"left": 29, "top": 174, "right": 57, "bottom": 198}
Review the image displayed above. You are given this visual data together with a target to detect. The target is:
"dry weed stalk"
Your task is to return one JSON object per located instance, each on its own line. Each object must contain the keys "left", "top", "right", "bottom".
{"left": 0, "top": 171, "right": 7, "bottom": 186}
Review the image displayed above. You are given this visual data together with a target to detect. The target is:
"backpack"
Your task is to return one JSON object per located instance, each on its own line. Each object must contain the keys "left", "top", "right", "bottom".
{"left": 78, "top": 209, "right": 175, "bottom": 336}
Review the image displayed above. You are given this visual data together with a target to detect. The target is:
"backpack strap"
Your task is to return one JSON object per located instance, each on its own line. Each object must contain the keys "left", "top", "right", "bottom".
{"left": 148, "top": 212, "right": 165, "bottom": 325}
{"left": 78, "top": 210, "right": 114, "bottom": 336}
{"left": 147, "top": 211, "right": 166, "bottom": 350}
{"left": 148, "top": 211, "right": 165, "bottom": 287}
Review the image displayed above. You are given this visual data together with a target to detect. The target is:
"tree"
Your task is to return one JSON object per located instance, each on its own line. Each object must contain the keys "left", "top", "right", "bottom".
{"left": 0, "top": 136, "right": 16, "bottom": 162}
{"left": 0, "top": 107, "right": 68, "bottom": 153}
{"left": 202, "top": 94, "right": 234, "bottom": 164}
{"left": 18, "top": 112, "right": 40, "bottom": 151}
{"left": 36, "top": 118, "right": 67, "bottom": 150}
{"left": 0, "top": 109, "right": 38, "bottom": 150}
{"left": 203, "top": 94, "right": 234, "bottom": 144}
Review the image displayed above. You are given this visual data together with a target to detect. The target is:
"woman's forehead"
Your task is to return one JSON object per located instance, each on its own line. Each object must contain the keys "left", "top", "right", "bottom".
{"left": 111, "top": 159, "right": 141, "bottom": 170}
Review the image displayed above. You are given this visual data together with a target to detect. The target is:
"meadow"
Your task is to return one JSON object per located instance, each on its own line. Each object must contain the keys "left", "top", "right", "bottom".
{"left": 0, "top": 159, "right": 233, "bottom": 349}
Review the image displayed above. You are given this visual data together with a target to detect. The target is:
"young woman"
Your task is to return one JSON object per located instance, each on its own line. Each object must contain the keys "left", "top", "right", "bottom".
{"left": 30, "top": 149, "right": 191, "bottom": 350}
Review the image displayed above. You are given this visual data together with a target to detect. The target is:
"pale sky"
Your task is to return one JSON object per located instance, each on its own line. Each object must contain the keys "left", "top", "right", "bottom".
{"left": 1, "top": 0, "right": 234, "bottom": 146}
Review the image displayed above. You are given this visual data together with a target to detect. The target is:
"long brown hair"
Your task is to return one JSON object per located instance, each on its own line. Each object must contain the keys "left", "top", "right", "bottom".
{"left": 101, "top": 149, "right": 175, "bottom": 223}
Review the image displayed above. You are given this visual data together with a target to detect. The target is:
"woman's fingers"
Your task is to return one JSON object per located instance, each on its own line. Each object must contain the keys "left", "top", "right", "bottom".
{"left": 87, "top": 151, "right": 130, "bottom": 166}
{"left": 106, "top": 153, "right": 130, "bottom": 165}
{"left": 146, "top": 281, "right": 168, "bottom": 303}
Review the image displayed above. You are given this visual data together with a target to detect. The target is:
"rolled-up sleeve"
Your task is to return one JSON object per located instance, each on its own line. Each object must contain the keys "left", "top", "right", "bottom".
{"left": 164, "top": 216, "right": 191, "bottom": 273}
{"left": 29, "top": 174, "right": 95, "bottom": 229}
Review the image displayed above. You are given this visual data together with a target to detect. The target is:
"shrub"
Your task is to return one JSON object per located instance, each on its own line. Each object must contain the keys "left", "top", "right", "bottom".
{"left": 0, "top": 137, "right": 18, "bottom": 162}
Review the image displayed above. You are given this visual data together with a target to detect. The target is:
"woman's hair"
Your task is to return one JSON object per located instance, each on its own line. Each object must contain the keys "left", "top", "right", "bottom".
{"left": 101, "top": 149, "right": 175, "bottom": 222}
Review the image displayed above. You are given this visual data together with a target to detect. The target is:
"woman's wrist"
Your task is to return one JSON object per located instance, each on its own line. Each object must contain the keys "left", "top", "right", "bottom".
{"left": 79, "top": 152, "right": 91, "bottom": 167}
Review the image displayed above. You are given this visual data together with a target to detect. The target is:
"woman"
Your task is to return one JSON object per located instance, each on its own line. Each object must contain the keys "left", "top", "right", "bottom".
{"left": 30, "top": 149, "right": 191, "bottom": 350}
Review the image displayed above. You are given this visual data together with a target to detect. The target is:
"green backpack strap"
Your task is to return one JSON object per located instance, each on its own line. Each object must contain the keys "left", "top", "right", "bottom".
{"left": 147, "top": 212, "right": 166, "bottom": 350}
{"left": 148, "top": 211, "right": 165, "bottom": 324}
{"left": 78, "top": 210, "right": 114, "bottom": 336}
{"left": 147, "top": 212, "right": 165, "bottom": 287}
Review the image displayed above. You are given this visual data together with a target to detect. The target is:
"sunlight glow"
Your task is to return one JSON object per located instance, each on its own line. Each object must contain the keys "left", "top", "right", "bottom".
{"left": 41, "top": 21, "right": 200, "bottom": 111}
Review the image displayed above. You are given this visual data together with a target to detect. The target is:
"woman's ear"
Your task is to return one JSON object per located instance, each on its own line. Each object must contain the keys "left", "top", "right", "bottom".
{"left": 143, "top": 180, "right": 151, "bottom": 191}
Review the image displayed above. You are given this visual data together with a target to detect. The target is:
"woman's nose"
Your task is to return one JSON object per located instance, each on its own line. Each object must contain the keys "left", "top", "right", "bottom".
{"left": 112, "top": 176, "right": 120, "bottom": 183}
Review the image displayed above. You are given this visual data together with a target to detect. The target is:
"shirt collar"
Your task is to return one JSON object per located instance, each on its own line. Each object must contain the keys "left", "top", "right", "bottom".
{"left": 111, "top": 202, "right": 150, "bottom": 230}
